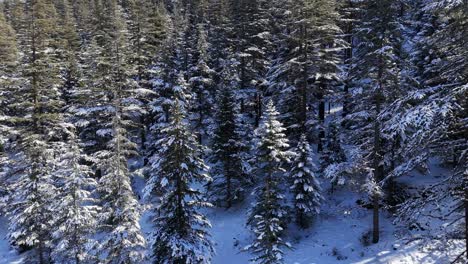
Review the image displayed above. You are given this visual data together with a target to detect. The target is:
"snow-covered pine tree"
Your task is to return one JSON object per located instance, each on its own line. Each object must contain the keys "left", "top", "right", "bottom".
{"left": 97, "top": 104, "right": 146, "bottom": 263}
{"left": 55, "top": 0, "right": 81, "bottom": 102}
{"left": 204, "top": 0, "right": 231, "bottom": 73}
{"left": 50, "top": 131, "right": 100, "bottom": 264}
{"left": 144, "top": 98, "right": 214, "bottom": 263}
{"left": 92, "top": 3, "right": 147, "bottom": 261}
{"left": 189, "top": 23, "right": 215, "bottom": 143}
{"left": 148, "top": 11, "right": 187, "bottom": 146}
{"left": 321, "top": 122, "right": 347, "bottom": 191}
{"left": 4, "top": 0, "right": 69, "bottom": 262}
{"left": 304, "top": 0, "right": 344, "bottom": 152}
{"left": 0, "top": 3, "right": 18, "bottom": 127}
{"left": 228, "top": 0, "right": 272, "bottom": 125}
{"left": 270, "top": 0, "right": 343, "bottom": 140}
{"left": 345, "top": 0, "right": 404, "bottom": 243}
{"left": 209, "top": 85, "right": 250, "bottom": 208}
{"left": 0, "top": 2, "right": 18, "bottom": 210}
{"left": 0, "top": 4, "right": 17, "bottom": 70}
{"left": 124, "top": 0, "right": 167, "bottom": 150}
{"left": 246, "top": 100, "right": 294, "bottom": 264}
{"left": 72, "top": 0, "right": 121, "bottom": 158}
{"left": 290, "top": 134, "right": 323, "bottom": 228}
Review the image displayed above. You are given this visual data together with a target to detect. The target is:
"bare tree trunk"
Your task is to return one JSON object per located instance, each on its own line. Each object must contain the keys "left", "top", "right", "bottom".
{"left": 372, "top": 192, "right": 379, "bottom": 243}
{"left": 372, "top": 93, "right": 382, "bottom": 244}
{"left": 300, "top": 22, "right": 308, "bottom": 133}
{"left": 372, "top": 51, "right": 385, "bottom": 243}
{"left": 317, "top": 81, "right": 325, "bottom": 152}
{"left": 226, "top": 172, "right": 232, "bottom": 209}
{"left": 465, "top": 180, "right": 467, "bottom": 259}
{"left": 255, "top": 91, "right": 262, "bottom": 128}
{"left": 38, "top": 239, "right": 45, "bottom": 264}
{"left": 342, "top": 80, "right": 349, "bottom": 119}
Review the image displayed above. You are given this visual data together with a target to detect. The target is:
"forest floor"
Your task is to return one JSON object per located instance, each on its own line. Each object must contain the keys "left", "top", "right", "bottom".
{"left": 0, "top": 218, "right": 23, "bottom": 264}
{"left": 1, "top": 162, "right": 464, "bottom": 264}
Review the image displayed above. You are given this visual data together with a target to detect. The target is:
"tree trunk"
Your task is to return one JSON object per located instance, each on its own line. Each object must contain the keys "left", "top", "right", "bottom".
{"left": 372, "top": 93, "right": 382, "bottom": 244}
{"left": 38, "top": 239, "right": 45, "bottom": 264}
{"left": 226, "top": 172, "right": 232, "bottom": 209}
{"left": 372, "top": 51, "right": 385, "bottom": 243}
{"left": 372, "top": 192, "right": 379, "bottom": 243}
{"left": 255, "top": 91, "right": 261, "bottom": 128}
{"left": 342, "top": 80, "right": 349, "bottom": 119}
{"left": 140, "top": 115, "right": 146, "bottom": 150}
{"left": 317, "top": 81, "right": 325, "bottom": 152}
{"left": 299, "top": 18, "right": 308, "bottom": 133}
{"left": 465, "top": 181, "right": 467, "bottom": 259}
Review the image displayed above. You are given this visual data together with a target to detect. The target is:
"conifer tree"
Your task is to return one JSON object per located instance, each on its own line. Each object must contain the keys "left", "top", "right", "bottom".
{"left": 97, "top": 106, "right": 146, "bottom": 263}
{"left": 290, "top": 134, "right": 323, "bottom": 228}
{"left": 345, "top": 0, "right": 404, "bottom": 243}
{"left": 209, "top": 86, "right": 250, "bottom": 208}
{"left": 144, "top": 98, "right": 214, "bottom": 263}
{"left": 90, "top": 4, "right": 148, "bottom": 260}
{"left": 321, "top": 122, "right": 347, "bottom": 191}
{"left": 189, "top": 23, "right": 215, "bottom": 143}
{"left": 50, "top": 132, "right": 100, "bottom": 264}
{"left": 0, "top": 5, "right": 17, "bottom": 68}
{"left": 246, "top": 100, "right": 294, "bottom": 264}
{"left": 0, "top": 3, "right": 19, "bottom": 132}
{"left": 5, "top": 0, "right": 66, "bottom": 262}
{"left": 125, "top": 0, "right": 167, "bottom": 149}
{"left": 55, "top": 0, "right": 82, "bottom": 107}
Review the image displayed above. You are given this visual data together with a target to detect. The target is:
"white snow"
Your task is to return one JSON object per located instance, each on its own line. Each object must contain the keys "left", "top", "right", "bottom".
{"left": 0, "top": 218, "right": 23, "bottom": 264}
{"left": 1, "top": 161, "right": 464, "bottom": 264}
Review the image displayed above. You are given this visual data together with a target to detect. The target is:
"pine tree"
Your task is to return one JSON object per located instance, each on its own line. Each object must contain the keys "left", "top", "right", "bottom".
{"left": 345, "top": 0, "right": 404, "bottom": 243}
{"left": 4, "top": 0, "right": 67, "bottom": 262}
{"left": 55, "top": 0, "right": 81, "bottom": 105}
{"left": 189, "top": 23, "right": 215, "bottom": 143}
{"left": 304, "top": 0, "right": 344, "bottom": 152}
{"left": 97, "top": 107, "right": 146, "bottom": 263}
{"left": 290, "top": 134, "right": 323, "bottom": 228}
{"left": 125, "top": 0, "right": 167, "bottom": 149}
{"left": 321, "top": 122, "right": 347, "bottom": 191}
{"left": 246, "top": 100, "right": 294, "bottom": 264}
{"left": 0, "top": 5, "right": 17, "bottom": 68}
{"left": 50, "top": 132, "right": 100, "bottom": 264}
{"left": 385, "top": 1, "right": 467, "bottom": 258}
{"left": 144, "top": 98, "right": 214, "bottom": 264}
{"left": 0, "top": 3, "right": 19, "bottom": 138}
{"left": 91, "top": 4, "right": 148, "bottom": 260}
{"left": 209, "top": 86, "right": 250, "bottom": 208}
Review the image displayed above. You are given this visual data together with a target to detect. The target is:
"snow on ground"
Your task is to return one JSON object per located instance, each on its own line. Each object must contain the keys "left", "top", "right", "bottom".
{"left": 203, "top": 183, "right": 463, "bottom": 264}
{"left": 0, "top": 161, "right": 463, "bottom": 264}
{"left": 0, "top": 218, "right": 23, "bottom": 264}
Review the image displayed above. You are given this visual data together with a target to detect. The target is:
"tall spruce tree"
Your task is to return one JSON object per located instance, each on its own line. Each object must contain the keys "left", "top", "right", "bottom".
{"left": 4, "top": 0, "right": 69, "bottom": 262}
{"left": 144, "top": 98, "right": 214, "bottom": 264}
{"left": 189, "top": 23, "right": 215, "bottom": 143}
{"left": 246, "top": 100, "right": 294, "bottom": 264}
{"left": 209, "top": 86, "right": 250, "bottom": 208}
{"left": 0, "top": 0, "right": 19, "bottom": 213}
{"left": 50, "top": 131, "right": 100, "bottom": 264}
{"left": 92, "top": 3, "right": 147, "bottom": 261}
{"left": 290, "top": 134, "right": 323, "bottom": 228}
{"left": 345, "top": 0, "right": 404, "bottom": 243}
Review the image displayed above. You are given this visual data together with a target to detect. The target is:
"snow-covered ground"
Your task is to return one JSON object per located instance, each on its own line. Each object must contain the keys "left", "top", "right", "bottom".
{"left": 0, "top": 218, "right": 23, "bottom": 264}
{"left": 205, "top": 189, "right": 462, "bottom": 264}
{"left": 0, "top": 162, "right": 464, "bottom": 264}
